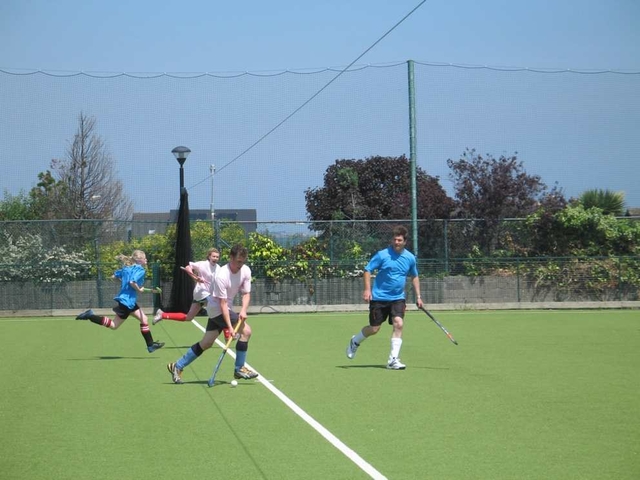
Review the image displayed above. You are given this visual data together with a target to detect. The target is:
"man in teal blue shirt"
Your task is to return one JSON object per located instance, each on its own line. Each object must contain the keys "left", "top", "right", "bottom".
{"left": 346, "top": 226, "right": 423, "bottom": 369}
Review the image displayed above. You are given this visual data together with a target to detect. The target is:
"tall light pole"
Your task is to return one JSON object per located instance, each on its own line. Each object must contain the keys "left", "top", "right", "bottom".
{"left": 171, "top": 146, "right": 191, "bottom": 192}
{"left": 210, "top": 164, "right": 219, "bottom": 249}
{"left": 170, "top": 146, "right": 192, "bottom": 314}
{"left": 210, "top": 164, "right": 216, "bottom": 222}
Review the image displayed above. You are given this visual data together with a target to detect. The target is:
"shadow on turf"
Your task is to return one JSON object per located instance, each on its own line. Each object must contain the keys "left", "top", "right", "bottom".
{"left": 337, "top": 364, "right": 388, "bottom": 369}
{"left": 67, "top": 356, "right": 159, "bottom": 360}
{"left": 337, "top": 364, "right": 451, "bottom": 370}
{"left": 167, "top": 379, "right": 256, "bottom": 387}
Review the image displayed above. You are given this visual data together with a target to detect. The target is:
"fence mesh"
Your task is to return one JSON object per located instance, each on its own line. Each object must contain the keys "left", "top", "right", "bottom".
{"left": 1, "top": 219, "right": 638, "bottom": 310}
{"left": 2, "top": 61, "right": 639, "bottom": 311}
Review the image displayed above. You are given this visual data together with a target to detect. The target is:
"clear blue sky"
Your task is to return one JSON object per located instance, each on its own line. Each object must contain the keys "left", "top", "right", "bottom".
{"left": 1, "top": 0, "right": 639, "bottom": 220}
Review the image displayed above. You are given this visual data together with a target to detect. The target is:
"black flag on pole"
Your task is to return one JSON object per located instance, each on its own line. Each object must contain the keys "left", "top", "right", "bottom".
{"left": 168, "top": 187, "right": 193, "bottom": 313}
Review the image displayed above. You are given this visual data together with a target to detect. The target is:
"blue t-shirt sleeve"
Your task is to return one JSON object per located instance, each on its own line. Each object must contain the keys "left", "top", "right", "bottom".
{"left": 408, "top": 255, "right": 419, "bottom": 277}
{"left": 365, "top": 251, "right": 383, "bottom": 273}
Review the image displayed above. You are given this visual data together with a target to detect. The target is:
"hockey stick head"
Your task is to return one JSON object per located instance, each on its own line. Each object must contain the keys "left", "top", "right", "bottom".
{"left": 419, "top": 306, "right": 458, "bottom": 345}
{"left": 207, "top": 318, "right": 246, "bottom": 387}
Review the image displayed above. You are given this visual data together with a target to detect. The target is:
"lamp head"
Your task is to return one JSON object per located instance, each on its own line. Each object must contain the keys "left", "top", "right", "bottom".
{"left": 171, "top": 146, "right": 191, "bottom": 166}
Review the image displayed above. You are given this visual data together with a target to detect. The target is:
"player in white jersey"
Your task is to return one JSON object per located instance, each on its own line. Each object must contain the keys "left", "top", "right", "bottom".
{"left": 153, "top": 248, "right": 226, "bottom": 338}
{"left": 167, "top": 244, "right": 258, "bottom": 384}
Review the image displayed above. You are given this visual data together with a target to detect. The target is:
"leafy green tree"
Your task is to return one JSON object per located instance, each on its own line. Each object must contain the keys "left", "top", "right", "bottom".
{"left": 95, "top": 232, "right": 171, "bottom": 280}
{"left": 216, "top": 221, "right": 249, "bottom": 257}
{"left": 0, "top": 174, "right": 67, "bottom": 220}
{"left": 0, "top": 191, "right": 40, "bottom": 220}
{"left": 526, "top": 204, "right": 640, "bottom": 256}
{"left": 28, "top": 170, "right": 69, "bottom": 220}
{"left": 179, "top": 219, "right": 248, "bottom": 261}
{"left": 578, "top": 189, "right": 625, "bottom": 216}
{"left": 248, "top": 232, "right": 288, "bottom": 280}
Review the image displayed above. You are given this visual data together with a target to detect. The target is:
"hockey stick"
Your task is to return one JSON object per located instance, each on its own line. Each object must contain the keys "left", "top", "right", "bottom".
{"left": 180, "top": 265, "right": 199, "bottom": 282}
{"left": 207, "top": 318, "right": 245, "bottom": 387}
{"left": 418, "top": 306, "right": 458, "bottom": 345}
{"left": 180, "top": 265, "right": 210, "bottom": 289}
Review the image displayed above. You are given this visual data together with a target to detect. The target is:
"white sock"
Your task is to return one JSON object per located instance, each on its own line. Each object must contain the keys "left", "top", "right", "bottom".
{"left": 353, "top": 331, "right": 366, "bottom": 345}
{"left": 389, "top": 337, "right": 403, "bottom": 361}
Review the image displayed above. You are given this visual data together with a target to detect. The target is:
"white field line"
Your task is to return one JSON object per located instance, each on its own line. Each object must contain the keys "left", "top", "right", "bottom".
{"left": 190, "top": 319, "right": 387, "bottom": 480}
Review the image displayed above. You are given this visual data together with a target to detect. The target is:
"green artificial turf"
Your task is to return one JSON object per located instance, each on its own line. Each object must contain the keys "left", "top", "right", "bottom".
{"left": 1, "top": 310, "right": 638, "bottom": 479}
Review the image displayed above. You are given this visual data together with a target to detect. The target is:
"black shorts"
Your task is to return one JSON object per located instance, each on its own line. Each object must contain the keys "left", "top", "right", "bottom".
{"left": 368, "top": 300, "right": 406, "bottom": 327}
{"left": 112, "top": 302, "right": 139, "bottom": 319}
{"left": 206, "top": 310, "right": 240, "bottom": 332}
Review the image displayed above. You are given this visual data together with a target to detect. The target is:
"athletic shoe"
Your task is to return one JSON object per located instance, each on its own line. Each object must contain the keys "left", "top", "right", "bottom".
{"left": 346, "top": 336, "right": 359, "bottom": 359}
{"left": 75, "top": 309, "right": 94, "bottom": 320}
{"left": 386, "top": 358, "right": 406, "bottom": 370}
{"left": 147, "top": 341, "right": 165, "bottom": 353}
{"left": 223, "top": 328, "right": 231, "bottom": 340}
{"left": 167, "top": 362, "right": 183, "bottom": 384}
{"left": 234, "top": 366, "right": 258, "bottom": 380}
{"left": 152, "top": 309, "right": 164, "bottom": 325}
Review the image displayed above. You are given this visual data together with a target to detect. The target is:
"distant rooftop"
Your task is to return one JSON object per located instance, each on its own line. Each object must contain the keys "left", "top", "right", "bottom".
{"left": 625, "top": 207, "right": 640, "bottom": 216}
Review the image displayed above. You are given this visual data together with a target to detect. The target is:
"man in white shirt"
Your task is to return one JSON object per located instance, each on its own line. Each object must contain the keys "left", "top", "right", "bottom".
{"left": 153, "top": 248, "right": 223, "bottom": 332}
{"left": 167, "top": 244, "right": 257, "bottom": 384}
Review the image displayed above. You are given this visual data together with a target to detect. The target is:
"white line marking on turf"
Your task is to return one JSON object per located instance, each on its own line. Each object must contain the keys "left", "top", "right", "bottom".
{"left": 191, "top": 319, "right": 387, "bottom": 480}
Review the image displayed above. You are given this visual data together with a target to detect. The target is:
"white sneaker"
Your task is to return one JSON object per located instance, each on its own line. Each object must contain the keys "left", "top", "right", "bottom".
{"left": 153, "top": 309, "right": 164, "bottom": 325}
{"left": 346, "top": 336, "right": 359, "bottom": 359}
{"left": 387, "top": 358, "right": 406, "bottom": 370}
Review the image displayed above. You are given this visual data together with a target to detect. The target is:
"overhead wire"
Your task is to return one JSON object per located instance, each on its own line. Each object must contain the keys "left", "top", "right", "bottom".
{"left": 187, "top": 0, "right": 429, "bottom": 190}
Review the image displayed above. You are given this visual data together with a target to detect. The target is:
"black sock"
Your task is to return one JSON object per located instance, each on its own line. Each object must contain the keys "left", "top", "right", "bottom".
{"left": 141, "top": 330, "right": 154, "bottom": 346}
{"left": 192, "top": 342, "right": 204, "bottom": 357}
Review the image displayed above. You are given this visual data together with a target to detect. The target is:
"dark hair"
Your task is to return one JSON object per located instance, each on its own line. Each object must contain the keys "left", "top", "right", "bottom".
{"left": 392, "top": 225, "right": 408, "bottom": 240}
{"left": 230, "top": 244, "right": 249, "bottom": 259}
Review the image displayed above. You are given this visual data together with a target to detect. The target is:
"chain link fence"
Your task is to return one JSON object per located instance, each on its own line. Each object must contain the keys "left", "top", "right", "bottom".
{"left": 1, "top": 219, "right": 638, "bottom": 312}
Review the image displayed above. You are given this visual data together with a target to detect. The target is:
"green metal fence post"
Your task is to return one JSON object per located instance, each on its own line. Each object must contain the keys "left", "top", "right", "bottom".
{"left": 329, "top": 221, "right": 334, "bottom": 262}
{"left": 516, "top": 259, "right": 521, "bottom": 303}
{"left": 408, "top": 59, "right": 418, "bottom": 256}
{"left": 443, "top": 219, "right": 449, "bottom": 275}
{"left": 313, "top": 260, "right": 318, "bottom": 306}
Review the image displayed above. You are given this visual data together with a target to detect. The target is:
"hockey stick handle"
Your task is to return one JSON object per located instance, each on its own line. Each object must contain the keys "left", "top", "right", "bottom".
{"left": 223, "top": 317, "right": 245, "bottom": 350}
{"left": 180, "top": 265, "right": 199, "bottom": 282}
{"left": 418, "top": 306, "right": 459, "bottom": 345}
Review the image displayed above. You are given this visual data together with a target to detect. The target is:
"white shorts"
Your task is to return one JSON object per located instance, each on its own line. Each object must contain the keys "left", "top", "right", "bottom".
{"left": 193, "top": 291, "right": 211, "bottom": 302}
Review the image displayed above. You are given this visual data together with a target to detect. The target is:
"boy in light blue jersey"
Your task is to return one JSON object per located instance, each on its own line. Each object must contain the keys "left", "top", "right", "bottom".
{"left": 346, "top": 226, "right": 423, "bottom": 369}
